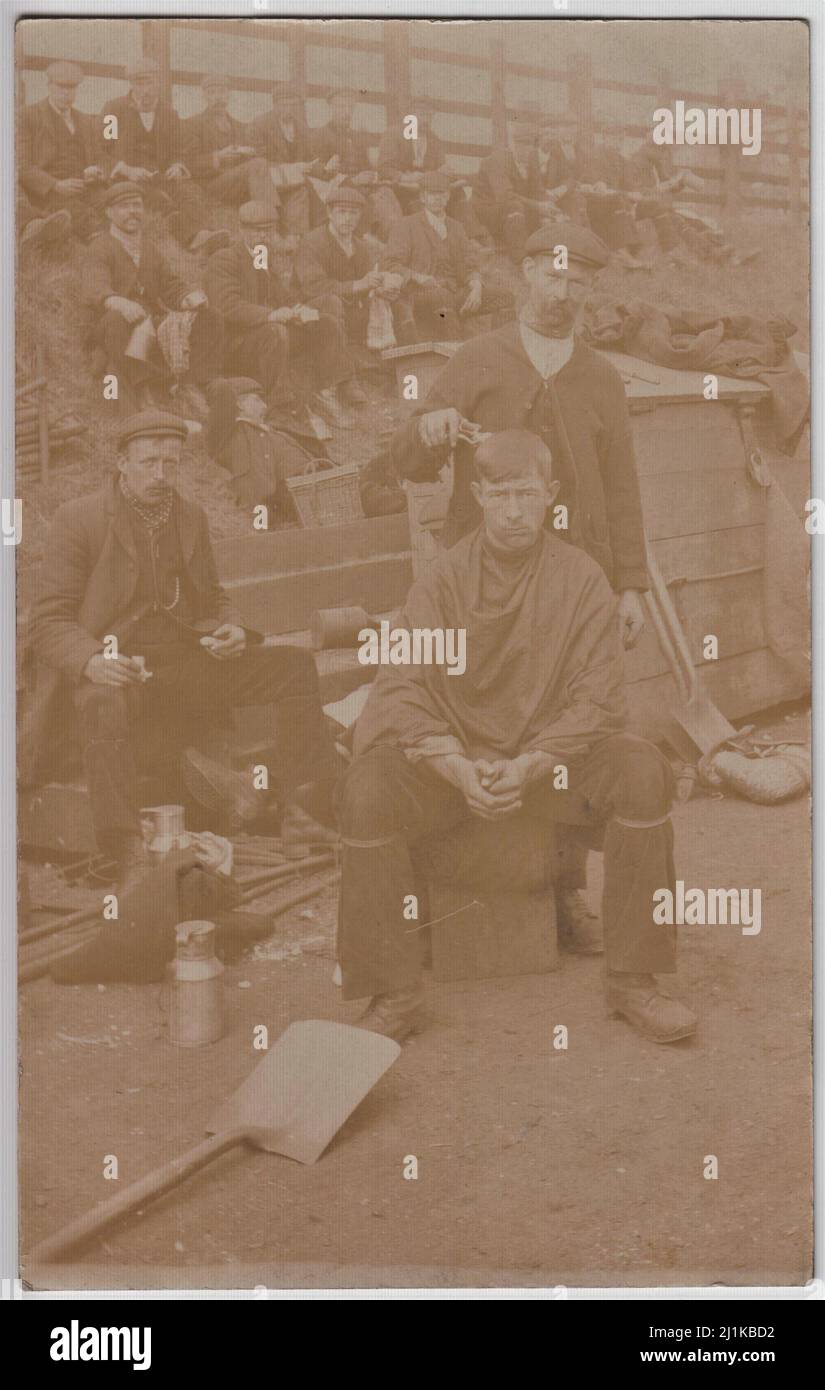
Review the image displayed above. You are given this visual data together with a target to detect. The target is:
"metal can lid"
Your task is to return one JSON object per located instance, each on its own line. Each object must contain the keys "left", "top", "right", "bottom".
{"left": 175, "top": 919, "right": 217, "bottom": 959}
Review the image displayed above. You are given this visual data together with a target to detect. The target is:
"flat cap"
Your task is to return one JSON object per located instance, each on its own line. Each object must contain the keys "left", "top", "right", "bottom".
{"left": 125, "top": 56, "right": 160, "bottom": 81}
{"left": 201, "top": 73, "right": 229, "bottom": 91}
{"left": 103, "top": 181, "right": 145, "bottom": 208}
{"left": 239, "top": 200, "right": 280, "bottom": 227}
{"left": 45, "top": 61, "right": 83, "bottom": 86}
{"left": 523, "top": 220, "right": 609, "bottom": 269}
{"left": 227, "top": 377, "right": 263, "bottom": 395}
{"left": 117, "top": 410, "right": 188, "bottom": 449}
{"left": 325, "top": 184, "right": 366, "bottom": 208}
{"left": 420, "top": 171, "right": 452, "bottom": 193}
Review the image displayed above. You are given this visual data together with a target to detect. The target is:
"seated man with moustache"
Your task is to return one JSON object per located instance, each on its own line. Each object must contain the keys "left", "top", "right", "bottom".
{"left": 182, "top": 73, "right": 273, "bottom": 208}
{"left": 25, "top": 411, "right": 342, "bottom": 890}
{"left": 81, "top": 181, "right": 220, "bottom": 413}
{"left": 336, "top": 429, "right": 696, "bottom": 1047}
{"left": 381, "top": 171, "right": 512, "bottom": 343}
{"left": 205, "top": 199, "right": 362, "bottom": 425}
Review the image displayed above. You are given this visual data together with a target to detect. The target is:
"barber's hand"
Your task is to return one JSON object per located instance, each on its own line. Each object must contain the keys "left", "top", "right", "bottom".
{"left": 459, "top": 280, "right": 483, "bottom": 315}
{"left": 418, "top": 407, "right": 463, "bottom": 449}
{"left": 83, "top": 653, "right": 144, "bottom": 687}
{"left": 617, "top": 589, "right": 646, "bottom": 649}
{"left": 55, "top": 178, "right": 85, "bottom": 195}
{"left": 106, "top": 296, "right": 147, "bottom": 323}
{"left": 200, "top": 624, "right": 246, "bottom": 660}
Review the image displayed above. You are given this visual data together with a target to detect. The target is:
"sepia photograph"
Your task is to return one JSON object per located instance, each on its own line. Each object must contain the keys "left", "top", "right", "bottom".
{"left": 11, "top": 11, "right": 812, "bottom": 1296}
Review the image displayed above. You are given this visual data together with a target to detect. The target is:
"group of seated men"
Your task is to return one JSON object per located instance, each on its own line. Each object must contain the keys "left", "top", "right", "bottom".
{"left": 20, "top": 57, "right": 740, "bottom": 432}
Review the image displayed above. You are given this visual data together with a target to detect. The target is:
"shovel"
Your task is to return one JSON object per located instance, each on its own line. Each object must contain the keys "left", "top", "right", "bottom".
{"left": 26, "top": 1021, "right": 400, "bottom": 1266}
{"left": 644, "top": 546, "right": 737, "bottom": 756}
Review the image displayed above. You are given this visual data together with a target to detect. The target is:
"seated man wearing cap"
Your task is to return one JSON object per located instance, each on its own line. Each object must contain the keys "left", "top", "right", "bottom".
{"left": 293, "top": 185, "right": 391, "bottom": 376}
{"left": 381, "top": 172, "right": 512, "bottom": 342}
{"left": 205, "top": 200, "right": 362, "bottom": 424}
{"left": 182, "top": 75, "right": 273, "bottom": 208}
{"left": 205, "top": 376, "right": 295, "bottom": 516}
{"left": 26, "top": 410, "right": 341, "bottom": 890}
{"left": 474, "top": 115, "right": 563, "bottom": 262}
{"left": 249, "top": 81, "right": 318, "bottom": 239}
{"left": 19, "top": 61, "right": 107, "bottom": 240}
{"left": 98, "top": 58, "right": 228, "bottom": 258}
{"left": 391, "top": 221, "right": 649, "bottom": 949}
{"left": 82, "top": 182, "right": 218, "bottom": 413}
{"left": 337, "top": 428, "right": 696, "bottom": 1046}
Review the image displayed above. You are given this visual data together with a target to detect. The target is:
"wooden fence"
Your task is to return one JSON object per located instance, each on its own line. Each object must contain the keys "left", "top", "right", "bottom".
{"left": 19, "top": 17, "right": 809, "bottom": 219}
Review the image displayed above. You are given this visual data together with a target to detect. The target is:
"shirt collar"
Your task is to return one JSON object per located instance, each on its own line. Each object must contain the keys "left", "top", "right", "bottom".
{"left": 518, "top": 319, "right": 575, "bottom": 380}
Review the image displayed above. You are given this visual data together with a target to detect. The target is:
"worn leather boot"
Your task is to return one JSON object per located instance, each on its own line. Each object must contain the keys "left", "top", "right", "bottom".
{"left": 606, "top": 971, "right": 697, "bottom": 1043}
{"left": 358, "top": 984, "right": 427, "bottom": 1043}
{"left": 557, "top": 887, "right": 604, "bottom": 955}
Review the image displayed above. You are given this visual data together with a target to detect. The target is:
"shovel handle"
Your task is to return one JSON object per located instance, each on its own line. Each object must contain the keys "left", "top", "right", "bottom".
{"left": 26, "top": 1129, "right": 247, "bottom": 1266}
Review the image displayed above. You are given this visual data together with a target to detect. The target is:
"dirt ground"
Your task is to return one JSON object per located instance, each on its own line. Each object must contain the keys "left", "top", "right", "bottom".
{"left": 19, "top": 707, "right": 811, "bottom": 1291}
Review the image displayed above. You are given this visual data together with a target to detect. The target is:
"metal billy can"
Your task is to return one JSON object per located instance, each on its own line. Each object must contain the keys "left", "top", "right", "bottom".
{"left": 168, "top": 920, "right": 224, "bottom": 1047}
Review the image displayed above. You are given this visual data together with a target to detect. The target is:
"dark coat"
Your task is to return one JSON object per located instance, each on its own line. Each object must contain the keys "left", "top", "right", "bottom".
{"left": 248, "top": 110, "right": 314, "bottom": 165}
{"left": 308, "top": 120, "right": 372, "bottom": 175}
{"left": 381, "top": 210, "right": 480, "bottom": 291}
{"left": 391, "top": 324, "right": 649, "bottom": 593}
{"left": 81, "top": 231, "right": 191, "bottom": 325}
{"left": 293, "top": 223, "right": 375, "bottom": 300}
{"left": 204, "top": 238, "right": 290, "bottom": 346}
{"left": 474, "top": 146, "right": 543, "bottom": 209}
{"left": 19, "top": 98, "right": 99, "bottom": 202}
{"left": 181, "top": 108, "right": 261, "bottom": 182}
{"left": 21, "top": 478, "right": 246, "bottom": 786}
{"left": 375, "top": 127, "right": 448, "bottom": 179}
{"left": 97, "top": 96, "right": 189, "bottom": 176}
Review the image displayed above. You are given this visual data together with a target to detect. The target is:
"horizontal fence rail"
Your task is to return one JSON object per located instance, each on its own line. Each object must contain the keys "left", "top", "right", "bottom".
{"left": 17, "top": 18, "right": 808, "bottom": 217}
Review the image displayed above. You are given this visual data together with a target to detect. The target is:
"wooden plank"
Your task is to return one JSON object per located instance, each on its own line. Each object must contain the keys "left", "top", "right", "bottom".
{"left": 631, "top": 403, "right": 750, "bottom": 473}
{"left": 225, "top": 555, "right": 413, "bottom": 634}
{"left": 214, "top": 513, "right": 410, "bottom": 580}
{"left": 640, "top": 470, "right": 767, "bottom": 542}
{"left": 650, "top": 526, "right": 764, "bottom": 584}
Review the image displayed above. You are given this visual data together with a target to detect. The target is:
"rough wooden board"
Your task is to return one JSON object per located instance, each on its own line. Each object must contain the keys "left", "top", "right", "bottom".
{"left": 600, "top": 348, "right": 768, "bottom": 404}
{"left": 429, "top": 884, "right": 559, "bottom": 983}
{"left": 225, "top": 555, "right": 413, "bottom": 635}
{"left": 214, "top": 513, "right": 410, "bottom": 580}
{"left": 640, "top": 469, "right": 767, "bottom": 541}
{"left": 627, "top": 647, "right": 808, "bottom": 745}
{"left": 631, "top": 402, "right": 749, "bottom": 475}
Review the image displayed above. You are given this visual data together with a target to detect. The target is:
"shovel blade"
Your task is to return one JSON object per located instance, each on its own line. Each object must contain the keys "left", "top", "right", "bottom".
{"left": 206, "top": 1021, "right": 400, "bottom": 1165}
{"left": 671, "top": 691, "right": 738, "bottom": 757}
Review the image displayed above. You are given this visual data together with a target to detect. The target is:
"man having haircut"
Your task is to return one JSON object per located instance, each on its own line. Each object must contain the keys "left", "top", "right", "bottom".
{"left": 337, "top": 429, "right": 696, "bottom": 1046}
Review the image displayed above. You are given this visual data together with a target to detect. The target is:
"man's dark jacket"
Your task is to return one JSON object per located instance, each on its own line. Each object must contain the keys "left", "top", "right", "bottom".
{"left": 181, "top": 108, "right": 261, "bottom": 182}
{"left": 19, "top": 98, "right": 99, "bottom": 202}
{"left": 204, "top": 238, "right": 291, "bottom": 349}
{"left": 81, "top": 230, "right": 191, "bottom": 326}
{"left": 21, "top": 479, "right": 245, "bottom": 786}
{"left": 97, "top": 96, "right": 189, "bottom": 176}
{"left": 375, "top": 127, "right": 448, "bottom": 179}
{"left": 391, "top": 323, "right": 649, "bottom": 593}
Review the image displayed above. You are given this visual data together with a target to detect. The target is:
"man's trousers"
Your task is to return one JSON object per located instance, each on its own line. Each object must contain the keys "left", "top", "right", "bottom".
{"left": 74, "top": 642, "right": 339, "bottom": 856}
{"left": 337, "top": 734, "right": 677, "bottom": 999}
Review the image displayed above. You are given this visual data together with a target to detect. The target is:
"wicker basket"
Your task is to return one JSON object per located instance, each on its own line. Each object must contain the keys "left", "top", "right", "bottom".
{"left": 285, "top": 458, "right": 364, "bottom": 528}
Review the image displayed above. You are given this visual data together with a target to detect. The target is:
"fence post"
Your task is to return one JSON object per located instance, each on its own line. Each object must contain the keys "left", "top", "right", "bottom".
{"left": 384, "top": 21, "right": 411, "bottom": 132}
{"left": 488, "top": 30, "right": 507, "bottom": 147}
{"left": 568, "top": 50, "right": 593, "bottom": 156}
{"left": 141, "top": 17, "right": 171, "bottom": 100}
{"left": 287, "top": 22, "right": 306, "bottom": 90}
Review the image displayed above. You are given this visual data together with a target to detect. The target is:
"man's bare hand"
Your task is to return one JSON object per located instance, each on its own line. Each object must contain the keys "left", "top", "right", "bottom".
{"left": 459, "top": 280, "right": 483, "bottom": 315}
{"left": 55, "top": 178, "right": 85, "bottom": 195}
{"left": 418, "top": 407, "right": 464, "bottom": 449}
{"left": 106, "top": 296, "right": 147, "bottom": 324}
{"left": 459, "top": 761, "right": 520, "bottom": 819}
{"left": 200, "top": 624, "right": 246, "bottom": 660}
{"left": 617, "top": 589, "right": 646, "bottom": 649}
{"left": 269, "top": 306, "right": 295, "bottom": 324}
{"left": 83, "top": 653, "right": 144, "bottom": 687}
{"left": 474, "top": 759, "right": 526, "bottom": 810}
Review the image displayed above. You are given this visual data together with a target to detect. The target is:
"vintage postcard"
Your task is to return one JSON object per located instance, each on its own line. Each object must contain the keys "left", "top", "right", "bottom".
{"left": 11, "top": 11, "right": 812, "bottom": 1297}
